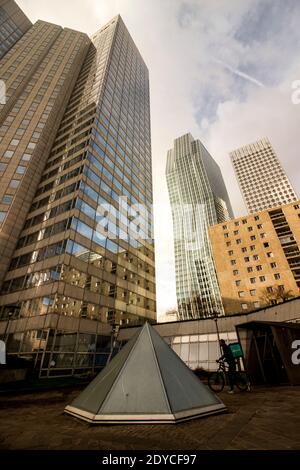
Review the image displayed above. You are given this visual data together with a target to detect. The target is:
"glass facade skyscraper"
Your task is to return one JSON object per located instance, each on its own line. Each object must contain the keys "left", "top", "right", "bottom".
{"left": 0, "top": 12, "right": 155, "bottom": 377}
{"left": 166, "top": 133, "right": 233, "bottom": 320}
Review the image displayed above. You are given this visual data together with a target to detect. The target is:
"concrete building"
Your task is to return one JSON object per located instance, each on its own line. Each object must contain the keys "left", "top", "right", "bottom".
{"left": 209, "top": 201, "right": 300, "bottom": 315}
{"left": 230, "top": 137, "right": 298, "bottom": 213}
{"left": 0, "top": 19, "right": 90, "bottom": 288}
{"left": 166, "top": 133, "right": 233, "bottom": 321}
{"left": 0, "top": 0, "right": 32, "bottom": 58}
{"left": 0, "top": 9, "right": 156, "bottom": 377}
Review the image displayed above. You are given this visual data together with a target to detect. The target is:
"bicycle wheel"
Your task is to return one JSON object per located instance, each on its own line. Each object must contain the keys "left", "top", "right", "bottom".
{"left": 208, "top": 371, "right": 225, "bottom": 393}
{"left": 235, "top": 372, "right": 251, "bottom": 391}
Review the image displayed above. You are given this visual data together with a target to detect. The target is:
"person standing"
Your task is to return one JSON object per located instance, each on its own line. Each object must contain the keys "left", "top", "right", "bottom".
{"left": 219, "top": 339, "right": 236, "bottom": 394}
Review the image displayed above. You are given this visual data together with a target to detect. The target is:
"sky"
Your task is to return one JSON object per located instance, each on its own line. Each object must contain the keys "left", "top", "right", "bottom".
{"left": 18, "top": 0, "right": 300, "bottom": 320}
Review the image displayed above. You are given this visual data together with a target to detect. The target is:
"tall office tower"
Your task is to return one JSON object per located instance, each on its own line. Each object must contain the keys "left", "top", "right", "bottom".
{"left": 0, "top": 20, "right": 90, "bottom": 289}
{"left": 230, "top": 137, "right": 298, "bottom": 214}
{"left": 0, "top": 12, "right": 156, "bottom": 345}
{"left": 0, "top": 0, "right": 32, "bottom": 58}
{"left": 166, "top": 133, "right": 233, "bottom": 320}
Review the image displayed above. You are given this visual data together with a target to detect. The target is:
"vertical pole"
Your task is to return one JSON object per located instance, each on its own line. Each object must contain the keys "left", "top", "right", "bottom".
{"left": 212, "top": 311, "right": 221, "bottom": 355}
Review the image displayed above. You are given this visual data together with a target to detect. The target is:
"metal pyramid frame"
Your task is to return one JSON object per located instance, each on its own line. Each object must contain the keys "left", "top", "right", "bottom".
{"left": 65, "top": 322, "right": 226, "bottom": 424}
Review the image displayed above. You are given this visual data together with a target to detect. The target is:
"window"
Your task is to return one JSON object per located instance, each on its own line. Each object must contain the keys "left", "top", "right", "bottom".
{"left": 250, "top": 289, "right": 256, "bottom": 296}
{"left": 236, "top": 239, "right": 242, "bottom": 245}
{"left": 250, "top": 245, "right": 255, "bottom": 251}
{"left": 267, "top": 252, "right": 273, "bottom": 258}
{"left": 250, "top": 277, "right": 256, "bottom": 284}
{"left": 27, "top": 142, "right": 36, "bottom": 150}
{"left": 263, "top": 242, "right": 270, "bottom": 248}
{"left": 0, "top": 163, "right": 8, "bottom": 172}
{"left": 4, "top": 150, "right": 14, "bottom": 158}
{"left": 228, "top": 250, "right": 233, "bottom": 256}
{"left": 234, "top": 221, "right": 239, "bottom": 227}
{"left": 242, "top": 247, "right": 247, "bottom": 253}
{"left": 250, "top": 235, "right": 256, "bottom": 241}
{"left": 233, "top": 270, "right": 239, "bottom": 276}
{"left": 270, "top": 262, "right": 277, "bottom": 268}
{"left": 244, "top": 257, "right": 250, "bottom": 262}
{"left": 22, "top": 154, "right": 31, "bottom": 161}
{"left": 226, "top": 241, "right": 231, "bottom": 247}
{"left": 242, "top": 219, "right": 247, "bottom": 224}
{"left": 235, "top": 280, "right": 241, "bottom": 286}
{"left": 256, "top": 265, "right": 262, "bottom": 271}
{"left": 241, "top": 303, "right": 248, "bottom": 310}
{"left": 248, "top": 227, "right": 253, "bottom": 232}
{"left": 10, "top": 139, "right": 20, "bottom": 146}
{"left": 294, "top": 204, "right": 299, "bottom": 210}
{"left": 238, "top": 291, "right": 245, "bottom": 298}
{"left": 259, "top": 276, "right": 266, "bottom": 282}
{"left": 16, "top": 166, "right": 26, "bottom": 174}
{"left": 254, "top": 216, "right": 260, "bottom": 221}
{"left": 0, "top": 211, "right": 7, "bottom": 224}
{"left": 247, "top": 267, "right": 253, "bottom": 273}
{"left": 260, "top": 233, "right": 266, "bottom": 239}
{"left": 253, "top": 255, "right": 259, "bottom": 261}
{"left": 223, "top": 225, "right": 227, "bottom": 230}
{"left": 234, "top": 230, "right": 239, "bottom": 235}
{"left": 2, "top": 195, "right": 13, "bottom": 204}
{"left": 224, "top": 233, "right": 229, "bottom": 238}
{"left": 254, "top": 301, "right": 260, "bottom": 308}
{"left": 257, "top": 224, "right": 263, "bottom": 229}
{"left": 267, "top": 286, "right": 273, "bottom": 293}
{"left": 9, "top": 179, "right": 20, "bottom": 188}
{"left": 231, "top": 260, "right": 236, "bottom": 266}
{"left": 274, "top": 273, "right": 281, "bottom": 280}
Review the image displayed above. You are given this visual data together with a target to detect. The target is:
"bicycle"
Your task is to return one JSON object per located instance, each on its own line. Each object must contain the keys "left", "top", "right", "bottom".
{"left": 208, "top": 358, "right": 251, "bottom": 393}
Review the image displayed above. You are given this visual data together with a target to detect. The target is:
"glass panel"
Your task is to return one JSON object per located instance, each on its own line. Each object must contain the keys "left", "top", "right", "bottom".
{"left": 199, "top": 342, "right": 209, "bottom": 361}
{"left": 181, "top": 336, "right": 190, "bottom": 343}
{"left": 172, "top": 336, "right": 181, "bottom": 344}
{"left": 53, "top": 332, "right": 77, "bottom": 352}
{"left": 189, "top": 343, "right": 198, "bottom": 362}
{"left": 189, "top": 335, "right": 199, "bottom": 342}
{"left": 208, "top": 341, "right": 219, "bottom": 360}
{"left": 50, "top": 353, "right": 74, "bottom": 368}
{"left": 180, "top": 343, "right": 189, "bottom": 361}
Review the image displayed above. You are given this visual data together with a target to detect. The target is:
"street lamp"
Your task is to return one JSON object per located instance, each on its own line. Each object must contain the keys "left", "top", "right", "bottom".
{"left": 4, "top": 311, "right": 13, "bottom": 344}
{"left": 211, "top": 310, "right": 221, "bottom": 355}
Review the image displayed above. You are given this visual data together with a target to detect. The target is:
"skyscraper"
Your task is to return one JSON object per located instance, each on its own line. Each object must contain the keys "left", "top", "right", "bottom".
{"left": 166, "top": 133, "right": 233, "bottom": 320}
{"left": 0, "top": 20, "right": 90, "bottom": 288}
{"left": 230, "top": 137, "right": 298, "bottom": 214}
{"left": 0, "top": 0, "right": 32, "bottom": 58}
{"left": 0, "top": 11, "right": 155, "bottom": 376}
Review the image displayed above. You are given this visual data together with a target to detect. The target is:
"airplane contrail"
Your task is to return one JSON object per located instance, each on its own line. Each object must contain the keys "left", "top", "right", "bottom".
{"left": 213, "top": 58, "right": 265, "bottom": 88}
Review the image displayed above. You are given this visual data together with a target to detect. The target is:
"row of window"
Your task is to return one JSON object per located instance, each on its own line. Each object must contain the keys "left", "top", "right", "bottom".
{"left": 235, "top": 272, "right": 281, "bottom": 289}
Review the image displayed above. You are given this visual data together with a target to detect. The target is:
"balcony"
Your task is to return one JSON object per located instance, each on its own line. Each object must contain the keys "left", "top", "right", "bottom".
{"left": 285, "top": 250, "right": 300, "bottom": 258}
{"left": 289, "top": 263, "right": 300, "bottom": 270}
{"left": 273, "top": 221, "right": 289, "bottom": 229}
{"left": 280, "top": 236, "right": 295, "bottom": 245}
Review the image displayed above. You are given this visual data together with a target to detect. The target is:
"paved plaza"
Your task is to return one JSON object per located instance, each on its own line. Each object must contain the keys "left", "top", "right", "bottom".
{"left": 0, "top": 385, "right": 299, "bottom": 450}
